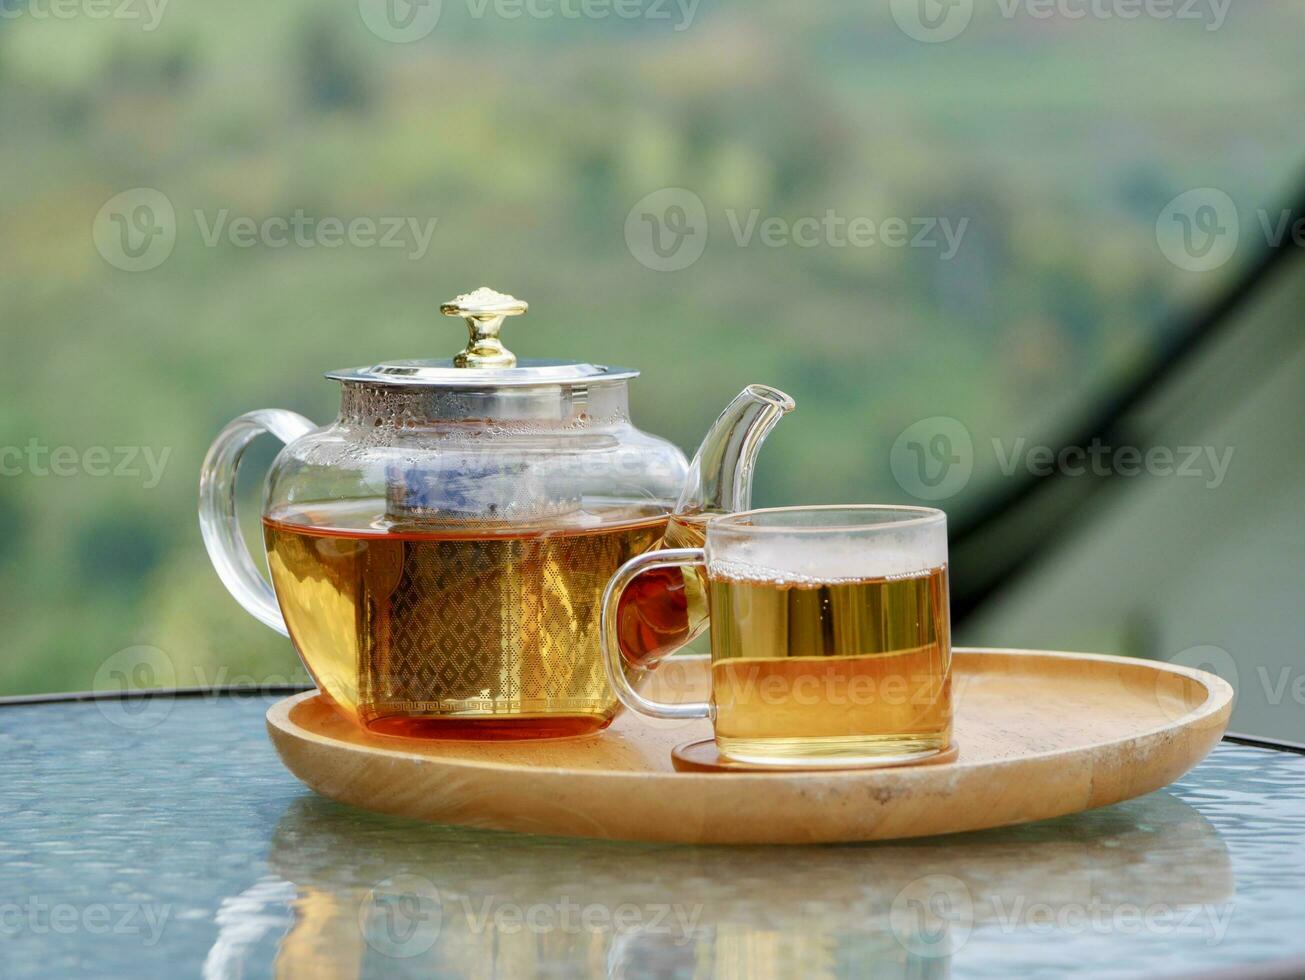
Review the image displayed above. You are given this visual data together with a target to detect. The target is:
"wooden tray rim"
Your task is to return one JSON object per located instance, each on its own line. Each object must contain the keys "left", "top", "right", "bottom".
{"left": 266, "top": 646, "right": 1233, "bottom": 783}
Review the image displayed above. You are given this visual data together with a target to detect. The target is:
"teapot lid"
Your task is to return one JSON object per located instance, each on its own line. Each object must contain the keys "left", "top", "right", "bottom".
{"left": 325, "top": 287, "right": 638, "bottom": 389}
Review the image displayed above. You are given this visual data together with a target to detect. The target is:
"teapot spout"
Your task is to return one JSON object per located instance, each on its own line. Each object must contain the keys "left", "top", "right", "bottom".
{"left": 675, "top": 384, "right": 795, "bottom": 516}
{"left": 614, "top": 384, "right": 794, "bottom": 670}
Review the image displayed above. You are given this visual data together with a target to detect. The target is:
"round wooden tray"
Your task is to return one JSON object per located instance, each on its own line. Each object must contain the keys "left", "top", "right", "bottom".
{"left": 266, "top": 648, "right": 1231, "bottom": 845}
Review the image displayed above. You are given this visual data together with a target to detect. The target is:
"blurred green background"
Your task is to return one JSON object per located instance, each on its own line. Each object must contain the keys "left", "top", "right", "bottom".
{"left": 1, "top": 2, "right": 1303, "bottom": 733}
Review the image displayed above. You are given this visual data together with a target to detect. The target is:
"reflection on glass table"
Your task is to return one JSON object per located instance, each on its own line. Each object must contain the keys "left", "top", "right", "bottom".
{"left": 1, "top": 693, "right": 1303, "bottom": 979}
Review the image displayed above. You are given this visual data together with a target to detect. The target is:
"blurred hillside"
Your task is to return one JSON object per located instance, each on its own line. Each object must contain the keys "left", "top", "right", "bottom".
{"left": 1, "top": 1, "right": 1303, "bottom": 694}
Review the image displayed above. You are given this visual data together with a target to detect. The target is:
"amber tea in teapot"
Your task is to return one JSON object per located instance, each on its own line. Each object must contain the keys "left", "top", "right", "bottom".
{"left": 264, "top": 499, "right": 666, "bottom": 737}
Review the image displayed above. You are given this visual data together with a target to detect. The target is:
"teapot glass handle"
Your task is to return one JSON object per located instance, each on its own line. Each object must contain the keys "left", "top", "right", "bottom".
{"left": 601, "top": 548, "right": 713, "bottom": 721}
{"left": 199, "top": 409, "right": 316, "bottom": 636}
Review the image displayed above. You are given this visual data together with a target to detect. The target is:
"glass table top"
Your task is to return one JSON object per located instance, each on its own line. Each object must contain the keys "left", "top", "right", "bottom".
{"left": 2, "top": 692, "right": 1303, "bottom": 979}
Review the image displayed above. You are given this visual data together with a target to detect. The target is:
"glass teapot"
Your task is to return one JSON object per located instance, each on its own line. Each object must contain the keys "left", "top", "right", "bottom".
{"left": 199, "top": 286, "right": 793, "bottom": 738}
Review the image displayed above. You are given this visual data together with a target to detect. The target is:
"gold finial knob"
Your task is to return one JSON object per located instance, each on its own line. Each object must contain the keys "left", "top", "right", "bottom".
{"left": 441, "top": 287, "right": 528, "bottom": 369}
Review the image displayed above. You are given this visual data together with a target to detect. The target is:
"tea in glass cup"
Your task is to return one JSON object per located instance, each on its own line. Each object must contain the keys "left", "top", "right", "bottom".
{"left": 601, "top": 505, "right": 952, "bottom": 767}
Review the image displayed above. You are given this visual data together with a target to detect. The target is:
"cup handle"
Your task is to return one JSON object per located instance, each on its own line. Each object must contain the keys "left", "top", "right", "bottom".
{"left": 601, "top": 548, "right": 713, "bottom": 721}
{"left": 198, "top": 409, "right": 316, "bottom": 636}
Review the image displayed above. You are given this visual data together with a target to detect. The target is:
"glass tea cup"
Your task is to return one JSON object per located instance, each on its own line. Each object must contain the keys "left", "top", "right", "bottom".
{"left": 601, "top": 505, "right": 952, "bottom": 767}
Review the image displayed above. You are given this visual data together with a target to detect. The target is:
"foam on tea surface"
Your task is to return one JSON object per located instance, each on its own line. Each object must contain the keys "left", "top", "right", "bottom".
{"left": 707, "top": 522, "right": 947, "bottom": 587}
